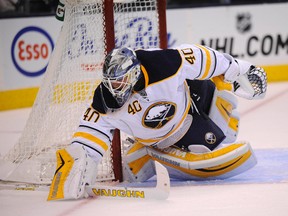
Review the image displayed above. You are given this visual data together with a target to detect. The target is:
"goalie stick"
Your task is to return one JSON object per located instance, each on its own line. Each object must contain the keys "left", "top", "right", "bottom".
{"left": 0, "top": 161, "right": 170, "bottom": 200}
{"left": 86, "top": 161, "right": 170, "bottom": 199}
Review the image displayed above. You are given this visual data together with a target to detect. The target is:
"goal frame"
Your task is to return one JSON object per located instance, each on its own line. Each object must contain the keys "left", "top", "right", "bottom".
{"left": 0, "top": 0, "right": 168, "bottom": 185}
{"left": 104, "top": 0, "right": 167, "bottom": 182}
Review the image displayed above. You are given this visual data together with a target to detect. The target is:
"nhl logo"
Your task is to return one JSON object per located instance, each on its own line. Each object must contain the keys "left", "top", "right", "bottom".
{"left": 205, "top": 132, "right": 216, "bottom": 145}
{"left": 236, "top": 13, "right": 252, "bottom": 33}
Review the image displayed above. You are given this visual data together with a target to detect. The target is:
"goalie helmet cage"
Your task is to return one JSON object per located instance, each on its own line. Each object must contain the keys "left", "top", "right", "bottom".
{"left": 0, "top": 0, "right": 167, "bottom": 184}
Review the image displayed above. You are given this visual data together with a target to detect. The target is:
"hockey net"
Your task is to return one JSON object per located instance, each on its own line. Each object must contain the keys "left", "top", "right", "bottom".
{"left": 0, "top": 0, "right": 166, "bottom": 184}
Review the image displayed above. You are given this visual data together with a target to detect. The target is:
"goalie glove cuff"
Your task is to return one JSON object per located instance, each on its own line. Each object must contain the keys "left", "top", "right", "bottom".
{"left": 223, "top": 54, "right": 252, "bottom": 83}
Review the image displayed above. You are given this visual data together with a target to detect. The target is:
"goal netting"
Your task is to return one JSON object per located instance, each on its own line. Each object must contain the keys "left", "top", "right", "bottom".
{"left": 0, "top": 0, "right": 166, "bottom": 184}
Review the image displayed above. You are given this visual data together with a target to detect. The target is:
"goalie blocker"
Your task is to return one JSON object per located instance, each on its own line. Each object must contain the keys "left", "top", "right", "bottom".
{"left": 47, "top": 145, "right": 98, "bottom": 200}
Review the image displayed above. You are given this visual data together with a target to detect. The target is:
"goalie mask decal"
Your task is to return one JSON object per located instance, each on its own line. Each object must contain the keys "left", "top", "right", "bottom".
{"left": 142, "top": 102, "right": 176, "bottom": 129}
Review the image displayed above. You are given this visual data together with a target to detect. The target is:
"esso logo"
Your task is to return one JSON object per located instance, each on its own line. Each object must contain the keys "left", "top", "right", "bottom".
{"left": 11, "top": 26, "right": 54, "bottom": 77}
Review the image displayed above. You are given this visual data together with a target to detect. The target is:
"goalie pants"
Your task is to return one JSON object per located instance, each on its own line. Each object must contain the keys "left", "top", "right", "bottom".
{"left": 173, "top": 80, "right": 226, "bottom": 151}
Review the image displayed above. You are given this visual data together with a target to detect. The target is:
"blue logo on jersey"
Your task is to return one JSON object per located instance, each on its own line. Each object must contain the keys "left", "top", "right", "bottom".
{"left": 143, "top": 102, "right": 176, "bottom": 129}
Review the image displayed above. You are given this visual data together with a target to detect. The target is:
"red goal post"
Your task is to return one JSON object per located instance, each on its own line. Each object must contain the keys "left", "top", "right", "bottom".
{"left": 0, "top": 0, "right": 167, "bottom": 185}
{"left": 106, "top": 0, "right": 167, "bottom": 182}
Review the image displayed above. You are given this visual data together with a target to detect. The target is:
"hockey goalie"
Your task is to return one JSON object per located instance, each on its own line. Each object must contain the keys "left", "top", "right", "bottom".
{"left": 47, "top": 44, "right": 267, "bottom": 200}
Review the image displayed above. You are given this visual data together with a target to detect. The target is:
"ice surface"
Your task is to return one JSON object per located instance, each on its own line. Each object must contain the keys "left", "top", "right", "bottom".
{"left": 1, "top": 82, "right": 288, "bottom": 216}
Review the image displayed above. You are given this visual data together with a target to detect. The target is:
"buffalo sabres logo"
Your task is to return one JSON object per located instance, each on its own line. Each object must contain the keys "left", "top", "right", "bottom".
{"left": 143, "top": 102, "right": 176, "bottom": 129}
{"left": 205, "top": 132, "right": 216, "bottom": 145}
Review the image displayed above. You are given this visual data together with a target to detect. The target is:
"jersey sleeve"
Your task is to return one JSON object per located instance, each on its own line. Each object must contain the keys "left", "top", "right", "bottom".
{"left": 175, "top": 44, "right": 232, "bottom": 80}
{"left": 70, "top": 105, "right": 115, "bottom": 161}
{"left": 135, "top": 49, "right": 182, "bottom": 85}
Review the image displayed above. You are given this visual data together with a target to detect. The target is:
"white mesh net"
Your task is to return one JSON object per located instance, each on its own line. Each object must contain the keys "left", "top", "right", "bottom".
{"left": 0, "top": 0, "right": 165, "bottom": 184}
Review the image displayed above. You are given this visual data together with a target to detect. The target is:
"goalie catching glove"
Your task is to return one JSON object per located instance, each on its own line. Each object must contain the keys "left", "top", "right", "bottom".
{"left": 214, "top": 54, "right": 267, "bottom": 100}
{"left": 47, "top": 144, "right": 98, "bottom": 201}
{"left": 232, "top": 65, "right": 267, "bottom": 100}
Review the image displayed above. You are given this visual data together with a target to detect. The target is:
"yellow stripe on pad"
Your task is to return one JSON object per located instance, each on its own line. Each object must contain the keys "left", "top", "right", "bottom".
{"left": 127, "top": 142, "right": 146, "bottom": 154}
{"left": 152, "top": 143, "right": 251, "bottom": 178}
{"left": 229, "top": 117, "right": 238, "bottom": 131}
{"left": 128, "top": 155, "right": 151, "bottom": 176}
{"left": 47, "top": 149, "right": 74, "bottom": 200}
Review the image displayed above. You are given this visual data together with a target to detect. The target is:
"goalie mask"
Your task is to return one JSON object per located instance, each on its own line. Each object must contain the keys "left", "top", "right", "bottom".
{"left": 102, "top": 47, "right": 141, "bottom": 107}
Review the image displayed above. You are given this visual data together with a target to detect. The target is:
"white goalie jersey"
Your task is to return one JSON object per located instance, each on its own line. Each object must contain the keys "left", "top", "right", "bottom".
{"left": 70, "top": 44, "right": 249, "bottom": 160}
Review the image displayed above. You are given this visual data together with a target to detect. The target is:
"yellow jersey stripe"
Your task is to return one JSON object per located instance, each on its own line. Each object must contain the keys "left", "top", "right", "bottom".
{"left": 140, "top": 65, "right": 149, "bottom": 88}
{"left": 73, "top": 132, "right": 109, "bottom": 151}
{"left": 196, "top": 45, "right": 212, "bottom": 80}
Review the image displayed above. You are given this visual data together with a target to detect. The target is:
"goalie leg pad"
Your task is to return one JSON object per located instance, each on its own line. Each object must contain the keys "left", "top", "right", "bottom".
{"left": 208, "top": 88, "right": 239, "bottom": 142}
{"left": 222, "top": 109, "right": 240, "bottom": 143}
{"left": 147, "top": 142, "right": 256, "bottom": 180}
{"left": 122, "top": 142, "right": 155, "bottom": 182}
{"left": 47, "top": 144, "right": 97, "bottom": 201}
